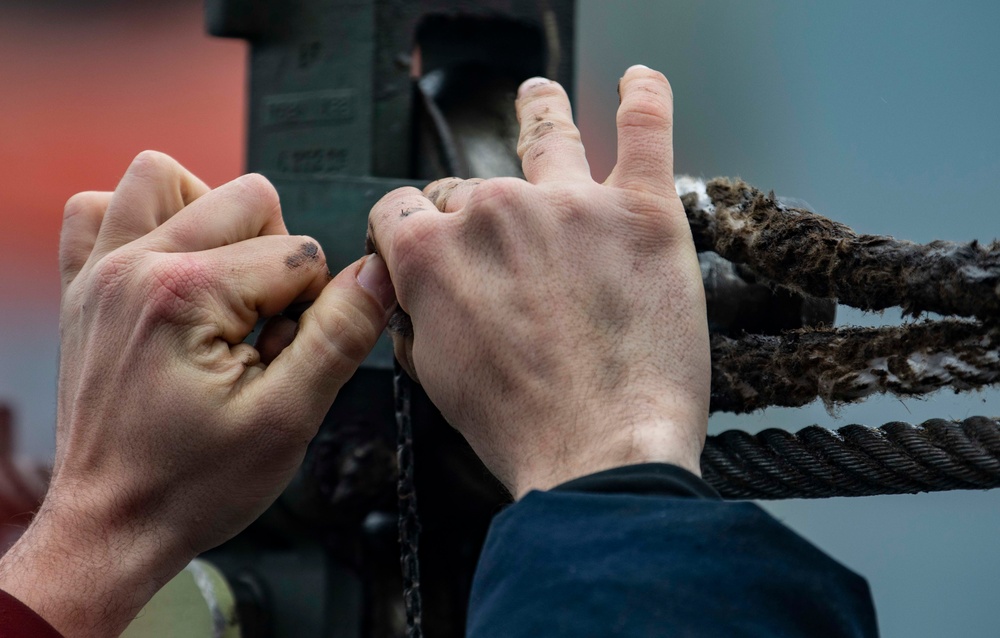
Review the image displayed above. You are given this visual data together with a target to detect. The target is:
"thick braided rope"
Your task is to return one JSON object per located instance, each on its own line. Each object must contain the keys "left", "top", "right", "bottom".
{"left": 394, "top": 363, "right": 423, "bottom": 638}
{"left": 702, "top": 416, "right": 1000, "bottom": 499}
{"left": 709, "top": 321, "right": 1000, "bottom": 413}
{"left": 680, "top": 177, "right": 1000, "bottom": 323}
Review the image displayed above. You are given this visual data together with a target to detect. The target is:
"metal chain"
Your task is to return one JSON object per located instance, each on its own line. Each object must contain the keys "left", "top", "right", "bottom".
{"left": 394, "top": 361, "right": 423, "bottom": 638}
{"left": 702, "top": 416, "right": 1000, "bottom": 499}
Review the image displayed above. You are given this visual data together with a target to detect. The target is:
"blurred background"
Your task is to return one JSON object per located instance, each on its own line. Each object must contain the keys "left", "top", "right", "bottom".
{"left": 2, "top": 0, "right": 999, "bottom": 635}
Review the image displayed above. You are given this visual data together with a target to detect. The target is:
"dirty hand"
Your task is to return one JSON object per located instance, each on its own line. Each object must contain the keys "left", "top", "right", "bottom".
{"left": 0, "top": 152, "right": 396, "bottom": 637}
{"left": 369, "top": 66, "right": 710, "bottom": 498}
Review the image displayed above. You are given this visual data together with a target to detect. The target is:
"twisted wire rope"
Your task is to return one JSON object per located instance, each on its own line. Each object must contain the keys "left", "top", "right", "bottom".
{"left": 702, "top": 417, "right": 1000, "bottom": 499}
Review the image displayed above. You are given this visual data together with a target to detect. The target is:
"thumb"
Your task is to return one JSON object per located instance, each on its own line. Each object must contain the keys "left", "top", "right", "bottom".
{"left": 261, "top": 253, "right": 396, "bottom": 424}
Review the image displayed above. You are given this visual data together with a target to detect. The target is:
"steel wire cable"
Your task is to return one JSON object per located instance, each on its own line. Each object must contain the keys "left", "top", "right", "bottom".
{"left": 702, "top": 417, "right": 1000, "bottom": 499}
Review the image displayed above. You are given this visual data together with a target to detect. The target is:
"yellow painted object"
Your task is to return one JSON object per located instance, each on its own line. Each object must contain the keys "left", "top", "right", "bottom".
{"left": 122, "top": 559, "right": 241, "bottom": 638}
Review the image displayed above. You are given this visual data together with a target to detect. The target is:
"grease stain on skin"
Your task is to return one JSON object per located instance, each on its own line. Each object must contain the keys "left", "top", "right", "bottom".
{"left": 400, "top": 207, "right": 421, "bottom": 218}
{"left": 533, "top": 121, "right": 556, "bottom": 138}
{"left": 285, "top": 242, "right": 320, "bottom": 269}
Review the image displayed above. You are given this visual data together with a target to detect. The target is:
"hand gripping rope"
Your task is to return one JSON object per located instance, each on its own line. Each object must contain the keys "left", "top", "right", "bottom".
{"left": 393, "top": 176, "right": 1000, "bottom": 636}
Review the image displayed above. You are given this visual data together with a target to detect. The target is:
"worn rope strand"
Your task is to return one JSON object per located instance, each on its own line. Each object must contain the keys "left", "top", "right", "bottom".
{"left": 680, "top": 177, "right": 1000, "bottom": 322}
{"left": 709, "top": 320, "right": 1000, "bottom": 413}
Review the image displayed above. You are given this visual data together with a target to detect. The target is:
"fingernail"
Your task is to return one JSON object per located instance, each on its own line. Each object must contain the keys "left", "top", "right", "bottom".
{"left": 356, "top": 253, "right": 396, "bottom": 313}
{"left": 627, "top": 64, "right": 651, "bottom": 72}
{"left": 518, "top": 76, "right": 551, "bottom": 98}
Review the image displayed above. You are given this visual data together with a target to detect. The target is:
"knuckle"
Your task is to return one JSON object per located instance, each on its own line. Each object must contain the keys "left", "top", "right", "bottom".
{"left": 622, "top": 190, "right": 682, "bottom": 232}
{"left": 372, "top": 186, "right": 423, "bottom": 220}
{"left": 376, "top": 185, "right": 422, "bottom": 206}
{"left": 128, "top": 150, "right": 180, "bottom": 178}
{"left": 465, "top": 177, "right": 525, "bottom": 212}
{"left": 308, "top": 303, "right": 373, "bottom": 368}
{"left": 63, "top": 191, "right": 103, "bottom": 222}
{"left": 90, "top": 251, "right": 133, "bottom": 292}
{"left": 517, "top": 119, "right": 580, "bottom": 158}
{"left": 423, "top": 177, "right": 462, "bottom": 199}
{"left": 391, "top": 217, "right": 447, "bottom": 272}
{"left": 124, "top": 152, "right": 198, "bottom": 214}
{"left": 143, "top": 254, "right": 213, "bottom": 322}
{"left": 237, "top": 173, "right": 281, "bottom": 213}
{"left": 423, "top": 178, "right": 464, "bottom": 210}
{"left": 617, "top": 93, "right": 673, "bottom": 130}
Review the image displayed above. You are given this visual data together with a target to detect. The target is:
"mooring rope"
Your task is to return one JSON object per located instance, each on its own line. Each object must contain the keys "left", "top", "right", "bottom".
{"left": 702, "top": 416, "right": 1000, "bottom": 499}
{"left": 709, "top": 321, "right": 1000, "bottom": 413}
{"left": 682, "top": 177, "right": 1000, "bottom": 323}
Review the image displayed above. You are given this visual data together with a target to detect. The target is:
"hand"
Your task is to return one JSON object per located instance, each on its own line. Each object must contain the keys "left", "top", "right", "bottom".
{"left": 0, "top": 152, "right": 396, "bottom": 637}
{"left": 369, "top": 66, "right": 710, "bottom": 498}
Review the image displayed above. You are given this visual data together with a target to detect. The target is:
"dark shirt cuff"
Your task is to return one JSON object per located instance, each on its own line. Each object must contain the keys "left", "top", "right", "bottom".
{"left": 0, "top": 589, "right": 64, "bottom": 638}
{"left": 549, "top": 462, "right": 720, "bottom": 500}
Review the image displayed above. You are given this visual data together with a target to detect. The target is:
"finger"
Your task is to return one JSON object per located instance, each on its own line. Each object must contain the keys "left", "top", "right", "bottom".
{"left": 93, "top": 151, "right": 210, "bottom": 257}
{"left": 60, "top": 191, "right": 112, "bottom": 292}
{"left": 192, "top": 235, "right": 332, "bottom": 344}
{"left": 604, "top": 65, "right": 676, "bottom": 197}
{"left": 515, "top": 77, "right": 590, "bottom": 184}
{"left": 255, "top": 315, "right": 298, "bottom": 365}
{"left": 255, "top": 253, "right": 396, "bottom": 425}
{"left": 423, "top": 177, "right": 485, "bottom": 212}
{"left": 143, "top": 173, "right": 287, "bottom": 253}
{"left": 367, "top": 186, "right": 439, "bottom": 270}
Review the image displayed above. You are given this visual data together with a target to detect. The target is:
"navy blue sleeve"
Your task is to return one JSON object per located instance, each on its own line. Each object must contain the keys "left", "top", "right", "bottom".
{"left": 466, "top": 465, "right": 878, "bottom": 637}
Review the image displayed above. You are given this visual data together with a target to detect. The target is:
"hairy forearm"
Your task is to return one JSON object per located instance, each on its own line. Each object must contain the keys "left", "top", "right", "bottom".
{"left": 0, "top": 503, "right": 180, "bottom": 637}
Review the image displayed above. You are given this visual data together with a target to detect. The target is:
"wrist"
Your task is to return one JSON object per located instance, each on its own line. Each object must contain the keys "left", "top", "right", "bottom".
{"left": 0, "top": 496, "right": 186, "bottom": 637}
{"left": 507, "top": 413, "right": 706, "bottom": 500}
